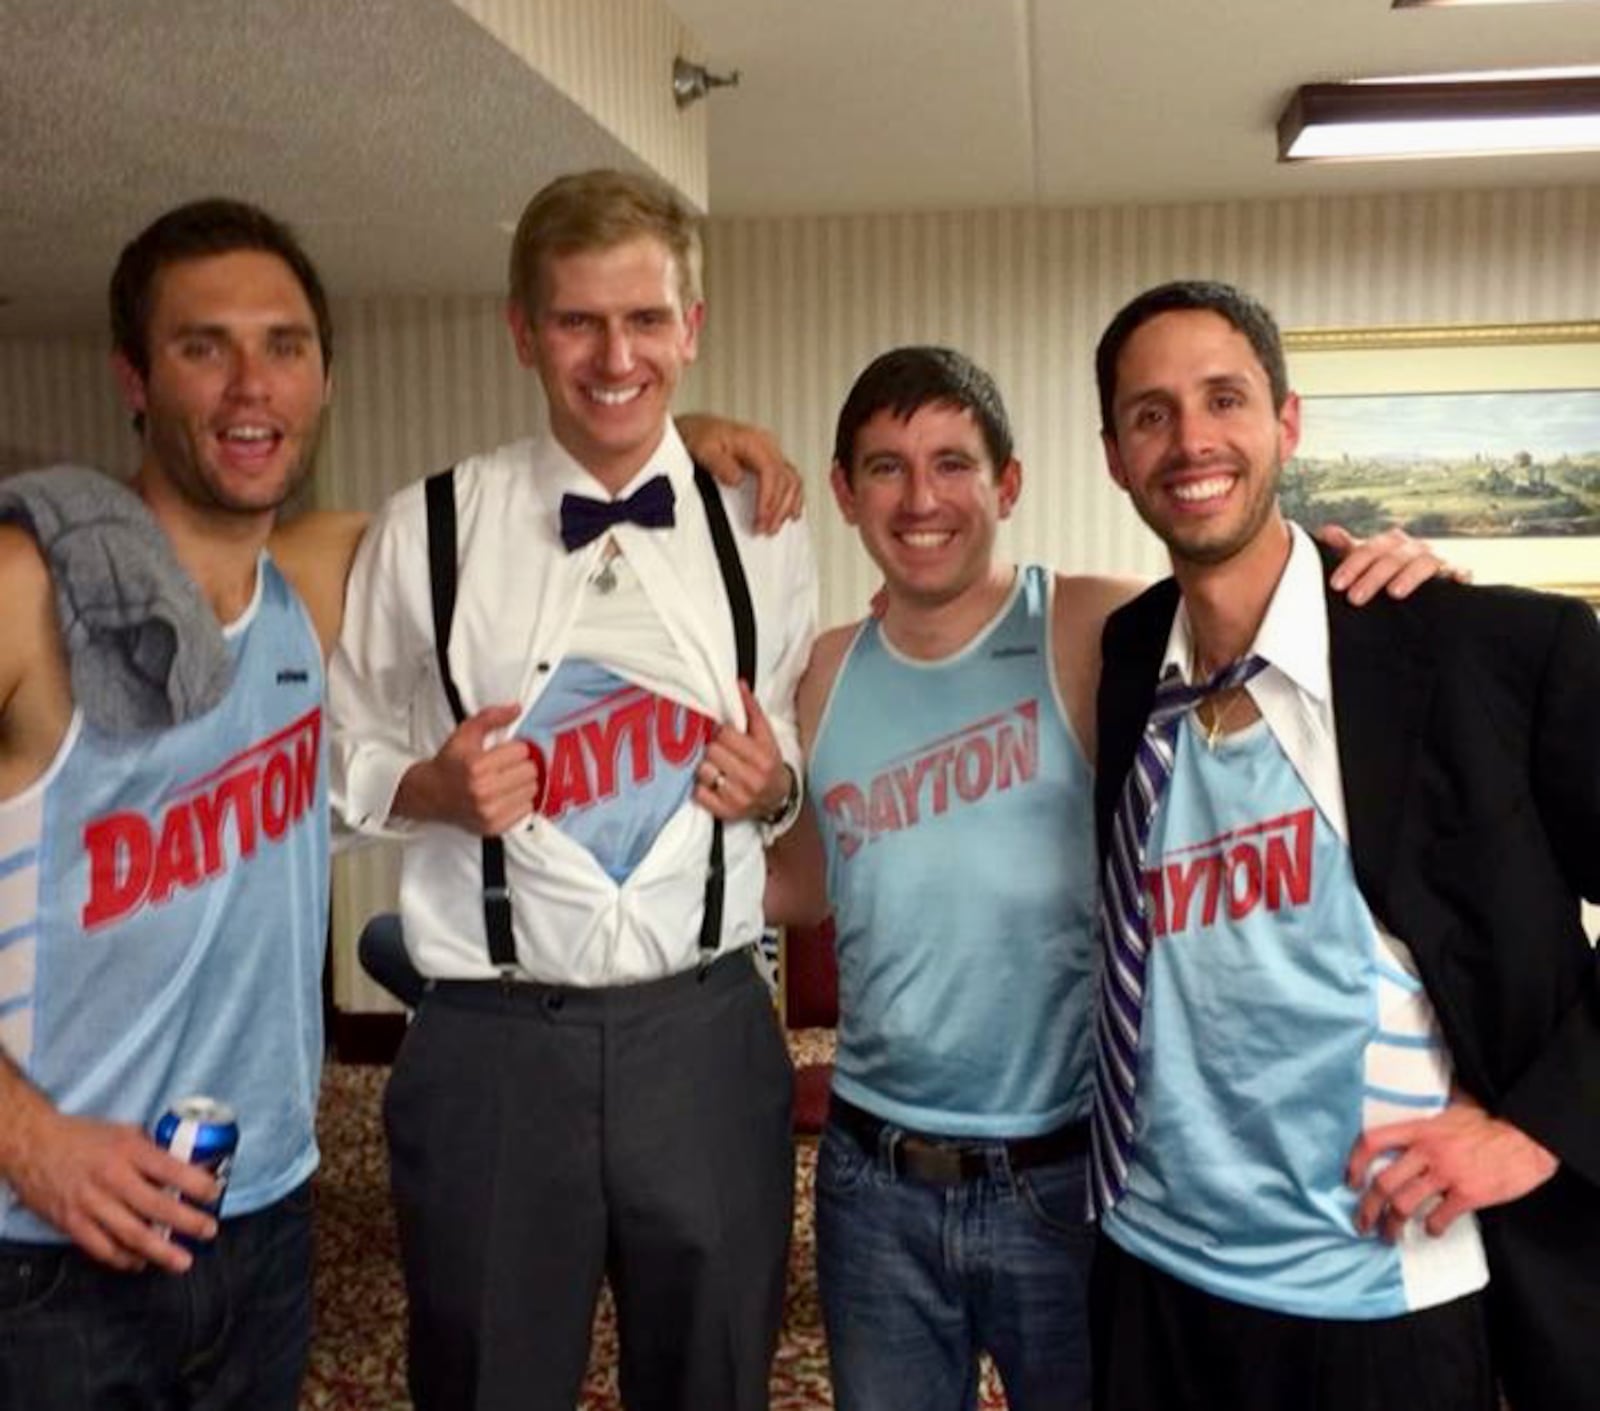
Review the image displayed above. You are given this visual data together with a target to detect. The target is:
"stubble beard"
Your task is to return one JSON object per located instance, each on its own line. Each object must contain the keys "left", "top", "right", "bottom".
{"left": 147, "top": 412, "right": 324, "bottom": 520}
{"left": 1144, "top": 452, "right": 1282, "bottom": 570}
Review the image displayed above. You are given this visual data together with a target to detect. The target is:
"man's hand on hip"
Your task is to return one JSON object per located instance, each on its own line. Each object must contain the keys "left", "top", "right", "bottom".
{"left": 1347, "top": 1094, "right": 1559, "bottom": 1242}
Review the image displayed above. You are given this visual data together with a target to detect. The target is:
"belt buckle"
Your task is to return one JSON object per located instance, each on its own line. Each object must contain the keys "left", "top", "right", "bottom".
{"left": 896, "top": 1137, "right": 967, "bottom": 1187}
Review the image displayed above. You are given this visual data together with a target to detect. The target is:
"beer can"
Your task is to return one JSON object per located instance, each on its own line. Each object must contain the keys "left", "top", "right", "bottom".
{"left": 153, "top": 1096, "right": 239, "bottom": 1241}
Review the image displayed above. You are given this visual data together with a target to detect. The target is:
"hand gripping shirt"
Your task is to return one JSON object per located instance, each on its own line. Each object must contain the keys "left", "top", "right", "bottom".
{"left": 328, "top": 427, "right": 817, "bottom": 985}
{"left": 0, "top": 556, "right": 328, "bottom": 1240}
{"left": 808, "top": 566, "right": 1097, "bottom": 1137}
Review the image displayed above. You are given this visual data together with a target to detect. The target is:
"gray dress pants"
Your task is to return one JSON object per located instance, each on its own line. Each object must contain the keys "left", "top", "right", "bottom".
{"left": 384, "top": 949, "right": 794, "bottom": 1411}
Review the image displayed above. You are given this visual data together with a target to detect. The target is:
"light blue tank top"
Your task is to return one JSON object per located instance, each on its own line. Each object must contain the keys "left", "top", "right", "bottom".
{"left": 1105, "top": 717, "right": 1487, "bottom": 1318}
{"left": 0, "top": 556, "right": 329, "bottom": 1240}
{"left": 808, "top": 566, "right": 1097, "bottom": 1137}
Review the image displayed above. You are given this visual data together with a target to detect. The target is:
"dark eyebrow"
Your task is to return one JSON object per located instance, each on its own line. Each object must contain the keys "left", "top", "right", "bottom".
{"left": 1114, "top": 386, "right": 1171, "bottom": 416}
{"left": 167, "top": 320, "right": 316, "bottom": 340}
{"left": 1116, "top": 372, "right": 1253, "bottom": 413}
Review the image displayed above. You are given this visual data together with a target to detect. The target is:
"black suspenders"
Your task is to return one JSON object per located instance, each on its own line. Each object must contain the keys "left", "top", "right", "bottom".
{"left": 425, "top": 470, "right": 516, "bottom": 969}
{"left": 423, "top": 464, "right": 757, "bottom": 972}
{"left": 690, "top": 465, "right": 757, "bottom": 965}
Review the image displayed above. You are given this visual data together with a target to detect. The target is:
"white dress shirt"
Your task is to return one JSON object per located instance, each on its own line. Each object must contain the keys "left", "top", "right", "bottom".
{"left": 329, "top": 424, "right": 817, "bottom": 984}
{"left": 1159, "top": 522, "right": 1348, "bottom": 840}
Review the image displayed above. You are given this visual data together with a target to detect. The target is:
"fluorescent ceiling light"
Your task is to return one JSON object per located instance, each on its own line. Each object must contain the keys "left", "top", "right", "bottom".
{"left": 1278, "top": 76, "right": 1600, "bottom": 161}
{"left": 1362, "top": 66, "right": 1600, "bottom": 83}
{"left": 1394, "top": 0, "right": 1593, "bottom": 8}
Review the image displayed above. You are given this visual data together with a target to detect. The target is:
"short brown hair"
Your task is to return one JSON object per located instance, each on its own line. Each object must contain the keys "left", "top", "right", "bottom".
{"left": 834, "top": 346, "right": 1014, "bottom": 477}
{"left": 1095, "top": 281, "right": 1288, "bottom": 434}
{"left": 112, "top": 197, "right": 333, "bottom": 377}
{"left": 508, "top": 169, "right": 703, "bottom": 319}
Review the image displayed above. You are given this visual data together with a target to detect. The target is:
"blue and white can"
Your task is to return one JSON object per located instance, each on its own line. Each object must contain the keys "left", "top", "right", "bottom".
{"left": 153, "top": 1096, "right": 239, "bottom": 1237}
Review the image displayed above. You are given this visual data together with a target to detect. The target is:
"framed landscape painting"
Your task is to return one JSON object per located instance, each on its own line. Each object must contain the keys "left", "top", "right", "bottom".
{"left": 1283, "top": 322, "right": 1600, "bottom": 604}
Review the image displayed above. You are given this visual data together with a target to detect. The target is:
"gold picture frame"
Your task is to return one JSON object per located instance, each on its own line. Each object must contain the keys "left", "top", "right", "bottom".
{"left": 1283, "top": 321, "right": 1600, "bottom": 604}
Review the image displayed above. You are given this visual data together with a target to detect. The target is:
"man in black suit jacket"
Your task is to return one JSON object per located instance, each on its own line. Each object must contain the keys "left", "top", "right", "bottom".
{"left": 1088, "top": 280, "right": 1600, "bottom": 1411}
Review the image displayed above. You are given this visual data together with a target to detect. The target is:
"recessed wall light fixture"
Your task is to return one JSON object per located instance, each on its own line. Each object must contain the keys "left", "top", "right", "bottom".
{"left": 1278, "top": 73, "right": 1600, "bottom": 161}
{"left": 673, "top": 57, "right": 740, "bottom": 110}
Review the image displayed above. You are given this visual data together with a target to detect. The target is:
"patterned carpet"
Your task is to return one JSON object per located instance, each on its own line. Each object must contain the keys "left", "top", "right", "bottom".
{"left": 302, "top": 1054, "right": 1008, "bottom": 1410}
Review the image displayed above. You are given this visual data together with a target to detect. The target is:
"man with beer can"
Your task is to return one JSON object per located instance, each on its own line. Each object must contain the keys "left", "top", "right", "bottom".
{"left": 0, "top": 199, "right": 340, "bottom": 1411}
{"left": 0, "top": 199, "right": 335, "bottom": 1409}
{"left": 0, "top": 195, "right": 796, "bottom": 1411}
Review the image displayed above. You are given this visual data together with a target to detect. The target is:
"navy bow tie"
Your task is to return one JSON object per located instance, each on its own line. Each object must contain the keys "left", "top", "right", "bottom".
{"left": 558, "top": 475, "right": 676, "bottom": 551}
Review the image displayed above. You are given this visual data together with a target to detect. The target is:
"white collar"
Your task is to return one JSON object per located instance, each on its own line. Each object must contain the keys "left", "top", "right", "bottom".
{"left": 532, "top": 420, "right": 694, "bottom": 505}
{"left": 1158, "top": 522, "right": 1331, "bottom": 701}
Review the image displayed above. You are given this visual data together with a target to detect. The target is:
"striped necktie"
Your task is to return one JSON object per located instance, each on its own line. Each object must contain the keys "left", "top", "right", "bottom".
{"left": 1089, "top": 652, "right": 1269, "bottom": 1217}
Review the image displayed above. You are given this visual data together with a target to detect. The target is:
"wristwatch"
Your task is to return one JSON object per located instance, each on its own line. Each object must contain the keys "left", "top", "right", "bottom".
{"left": 759, "top": 762, "right": 803, "bottom": 835}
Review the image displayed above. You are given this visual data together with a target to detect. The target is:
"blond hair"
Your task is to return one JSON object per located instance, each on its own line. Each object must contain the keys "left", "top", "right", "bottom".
{"left": 508, "top": 169, "right": 703, "bottom": 318}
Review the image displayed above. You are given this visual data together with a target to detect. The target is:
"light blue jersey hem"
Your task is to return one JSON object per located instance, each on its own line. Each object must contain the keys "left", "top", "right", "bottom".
{"left": 1104, "top": 1215, "right": 1415, "bottom": 1322}
{"left": 222, "top": 1144, "right": 320, "bottom": 1219}
{"left": 0, "top": 1146, "right": 319, "bottom": 1244}
{"left": 833, "top": 1073, "right": 1089, "bottom": 1140}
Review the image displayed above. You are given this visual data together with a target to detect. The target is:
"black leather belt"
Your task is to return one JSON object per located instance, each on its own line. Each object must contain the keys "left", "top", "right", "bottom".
{"left": 830, "top": 1096, "right": 1090, "bottom": 1187}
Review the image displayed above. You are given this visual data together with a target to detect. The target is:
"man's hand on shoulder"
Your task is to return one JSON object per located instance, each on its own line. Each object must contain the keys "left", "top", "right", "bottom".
{"left": 1347, "top": 1093, "right": 1559, "bottom": 1242}
{"left": 0, "top": 1073, "right": 218, "bottom": 1273}
{"left": 676, "top": 413, "right": 804, "bottom": 534}
{"left": 1317, "top": 524, "right": 1468, "bottom": 606}
{"left": 391, "top": 704, "right": 542, "bottom": 835}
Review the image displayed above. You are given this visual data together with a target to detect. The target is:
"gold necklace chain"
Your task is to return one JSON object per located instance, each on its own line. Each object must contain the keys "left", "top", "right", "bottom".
{"left": 1198, "top": 687, "right": 1246, "bottom": 751}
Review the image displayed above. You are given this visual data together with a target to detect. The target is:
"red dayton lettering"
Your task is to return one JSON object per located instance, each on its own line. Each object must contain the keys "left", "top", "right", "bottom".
{"left": 1142, "top": 807, "right": 1314, "bottom": 939}
{"left": 529, "top": 686, "right": 714, "bottom": 821}
{"left": 81, "top": 708, "right": 321, "bottom": 930}
{"left": 822, "top": 700, "right": 1038, "bottom": 860}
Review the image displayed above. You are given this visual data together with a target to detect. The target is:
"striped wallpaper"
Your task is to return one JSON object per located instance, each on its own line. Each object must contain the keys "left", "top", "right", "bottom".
{"left": 3, "top": 183, "right": 1598, "bottom": 1007}
{"left": 690, "top": 187, "right": 1600, "bottom": 626}
{"left": 0, "top": 333, "right": 131, "bottom": 479}
{"left": 452, "top": 0, "right": 708, "bottom": 209}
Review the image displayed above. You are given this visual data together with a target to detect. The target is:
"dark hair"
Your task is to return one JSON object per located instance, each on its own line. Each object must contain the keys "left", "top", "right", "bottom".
{"left": 833, "top": 345, "right": 1014, "bottom": 475}
{"left": 110, "top": 198, "right": 334, "bottom": 377}
{"left": 1094, "top": 280, "right": 1287, "bottom": 433}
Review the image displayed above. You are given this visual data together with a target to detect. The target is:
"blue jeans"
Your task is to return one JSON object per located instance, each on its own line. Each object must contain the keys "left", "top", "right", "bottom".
{"left": 0, "top": 1181, "right": 313, "bottom": 1411}
{"left": 815, "top": 1112, "right": 1094, "bottom": 1411}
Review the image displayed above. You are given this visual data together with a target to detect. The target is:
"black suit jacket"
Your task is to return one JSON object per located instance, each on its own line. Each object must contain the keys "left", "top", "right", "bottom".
{"left": 1095, "top": 550, "right": 1600, "bottom": 1410}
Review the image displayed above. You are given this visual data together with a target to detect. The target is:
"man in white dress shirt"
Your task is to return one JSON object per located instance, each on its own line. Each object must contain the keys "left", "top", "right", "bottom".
{"left": 329, "top": 169, "right": 817, "bottom": 1411}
